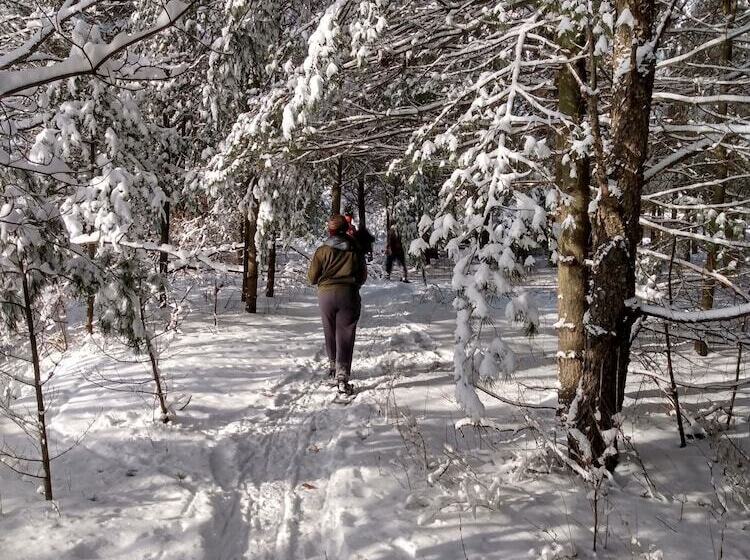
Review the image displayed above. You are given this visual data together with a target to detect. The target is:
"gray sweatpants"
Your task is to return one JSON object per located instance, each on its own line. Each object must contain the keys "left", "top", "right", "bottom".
{"left": 318, "top": 288, "right": 361, "bottom": 382}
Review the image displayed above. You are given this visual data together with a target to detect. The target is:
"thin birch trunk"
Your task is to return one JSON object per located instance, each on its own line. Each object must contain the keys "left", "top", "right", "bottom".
{"left": 158, "top": 200, "right": 170, "bottom": 306}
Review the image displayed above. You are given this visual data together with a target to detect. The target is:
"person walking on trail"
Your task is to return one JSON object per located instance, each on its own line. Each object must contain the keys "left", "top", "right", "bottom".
{"left": 307, "top": 214, "right": 367, "bottom": 396}
{"left": 385, "top": 225, "right": 409, "bottom": 282}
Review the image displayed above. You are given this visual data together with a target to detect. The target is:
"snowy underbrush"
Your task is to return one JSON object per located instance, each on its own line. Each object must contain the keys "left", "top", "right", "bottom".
{"left": 412, "top": 283, "right": 456, "bottom": 306}
{"left": 378, "top": 346, "right": 750, "bottom": 559}
{"left": 1, "top": 264, "right": 748, "bottom": 559}
{"left": 378, "top": 370, "right": 574, "bottom": 549}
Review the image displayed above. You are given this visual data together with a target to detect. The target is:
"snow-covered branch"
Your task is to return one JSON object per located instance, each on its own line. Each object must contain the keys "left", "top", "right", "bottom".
{"left": 638, "top": 247, "right": 750, "bottom": 302}
{"left": 70, "top": 233, "right": 242, "bottom": 274}
{"left": 0, "top": 148, "right": 74, "bottom": 178}
{"left": 634, "top": 301, "right": 750, "bottom": 323}
{"left": 0, "top": 0, "right": 104, "bottom": 71}
{"left": 631, "top": 369, "right": 750, "bottom": 391}
{"left": 656, "top": 20, "right": 750, "bottom": 68}
{"left": 640, "top": 217, "right": 750, "bottom": 249}
{"left": 0, "top": 0, "right": 194, "bottom": 99}
{"left": 653, "top": 92, "right": 750, "bottom": 105}
{"left": 643, "top": 175, "right": 750, "bottom": 201}
{"left": 644, "top": 137, "right": 714, "bottom": 181}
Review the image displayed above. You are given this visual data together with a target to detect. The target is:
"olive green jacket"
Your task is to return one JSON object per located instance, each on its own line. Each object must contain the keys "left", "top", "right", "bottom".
{"left": 307, "top": 235, "right": 367, "bottom": 292}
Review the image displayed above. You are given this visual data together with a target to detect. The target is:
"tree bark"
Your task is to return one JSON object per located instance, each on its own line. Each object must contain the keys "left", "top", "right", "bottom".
{"left": 244, "top": 194, "right": 260, "bottom": 313}
{"left": 158, "top": 199, "right": 170, "bottom": 306}
{"left": 556, "top": 33, "right": 591, "bottom": 412}
{"left": 581, "top": 0, "right": 657, "bottom": 467}
{"left": 86, "top": 140, "right": 96, "bottom": 334}
{"left": 85, "top": 247, "right": 95, "bottom": 334}
{"left": 332, "top": 157, "right": 343, "bottom": 215}
{"left": 241, "top": 216, "right": 248, "bottom": 302}
{"left": 385, "top": 182, "right": 393, "bottom": 232}
{"left": 357, "top": 173, "right": 367, "bottom": 230}
{"left": 696, "top": 0, "right": 735, "bottom": 356}
{"left": 139, "top": 297, "right": 170, "bottom": 423}
{"left": 22, "top": 271, "right": 53, "bottom": 500}
{"left": 652, "top": 204, "right": 661, "bottom": 244}
{"left": 265, "top": 234, "right": 276, "bottom": 298}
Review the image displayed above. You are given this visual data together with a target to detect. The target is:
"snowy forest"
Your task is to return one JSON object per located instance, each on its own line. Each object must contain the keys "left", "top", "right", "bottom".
{"left": 1, "top": 0, "right": 750, "bottom": 558}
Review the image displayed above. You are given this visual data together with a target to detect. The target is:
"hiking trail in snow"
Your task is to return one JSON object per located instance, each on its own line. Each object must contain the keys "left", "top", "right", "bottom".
{"left": 2, "top": 274, "right": 749, "bottom": 559}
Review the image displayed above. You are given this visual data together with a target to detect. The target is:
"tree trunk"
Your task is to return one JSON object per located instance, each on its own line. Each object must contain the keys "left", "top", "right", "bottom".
{"left": 159, "top": 200, "right": 170, "bottom": 306}
{"left": 696, "top": 0, "right": 735, "bottom": 356}
{"left": 86, "top": 140, "right": 96, "bottom": 334}
{"left": 244, "top": 194, "right": 260, "bottom": 313}
{"left": 241, "top": 216, "right": 248, "bottom": 302}
{"left": 331, "top": 157, "right": 343, "bottom": 215}
{"left": 85, "top": 265, "right": 95, "bottom": 334}
{"left": 385, "top": 183, "right": 393, "bottom": 232}
{"left": 556, "top": 33, "right": 590, "bottom": 412}
{"left": 357, "top": 173, "right": 367, "bottom": 230}
{"left": 581, "top": 0, "right": 657, "bottom": 467}
{"left": 22, "top": 271, "right": 53, "bottom": 500}
{"left": 160, "top": 208, "right": 171, "bottom": 251}
{"left": 652, "top": 204, "right": 661, "bottom": 244}
{"left": 139, "top": 297, "right": 170, "bottom": 423}
{"left": 159, "top": 112, "right": 171, "bottom": 307}
{"left": 265, "top": 234, "right": 276, "bottom": 298}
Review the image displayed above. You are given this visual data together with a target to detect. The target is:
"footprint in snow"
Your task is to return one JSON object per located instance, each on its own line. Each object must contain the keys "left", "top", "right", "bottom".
{"left": 339, "top": 511, "right": 357, "bottom": 526}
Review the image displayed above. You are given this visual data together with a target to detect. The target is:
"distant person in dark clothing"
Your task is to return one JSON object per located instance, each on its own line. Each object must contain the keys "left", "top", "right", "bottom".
{"left": 307, "top": 214, "right": 367, "bottom": 395}
{"left": 385, "top": 225, "right": 408, "bottom": 282}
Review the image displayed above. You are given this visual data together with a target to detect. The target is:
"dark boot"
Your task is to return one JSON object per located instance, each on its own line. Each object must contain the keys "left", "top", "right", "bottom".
{"left": 337, "top": 380, "right": 355, "bottom": 396}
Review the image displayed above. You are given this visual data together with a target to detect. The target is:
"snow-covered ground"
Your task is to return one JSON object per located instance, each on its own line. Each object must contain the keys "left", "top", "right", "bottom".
{"left": 1, "top": 263, "right": 749, "bottom": 559}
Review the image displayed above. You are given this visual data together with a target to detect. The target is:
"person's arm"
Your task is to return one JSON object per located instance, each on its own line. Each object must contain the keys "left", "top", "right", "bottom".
{"left": 307, "top": 249, "right": 322, "bottom": 285}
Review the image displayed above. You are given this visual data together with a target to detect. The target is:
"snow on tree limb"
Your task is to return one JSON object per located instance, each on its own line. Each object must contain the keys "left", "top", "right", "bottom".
{"left": 653, "top": 92, "right": 750, "bottom": 105}
{"left": 656, "top": 20, "right": 750, "bottom": 69}
{"left": 70, "top": 232, "right": 242, "bottom": 274}
{"left": 0, "top": 0, "right": 105, "bottom": 71}
{"left": 633, "top": 301, "right": 750, "bottom": 323}
{"left": 644, "top": 137, "right": 714, "bottom": 181}
{"left": 631, "top": 370, "right": 750, "bottom": 391}
{"left": 643, "top": 175, "right": 750, "bottom": 201}
{"left": 638, "top": 247, "right": 750, "bottom": 302}
{"left": 0, "top": 0, "right": 194, "bottom": 99}
{"left": 640, "top": 217, "right": 750, "bottom": 249}
{"left": 0, "top": 148, "right": 73, "bottom": 178}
